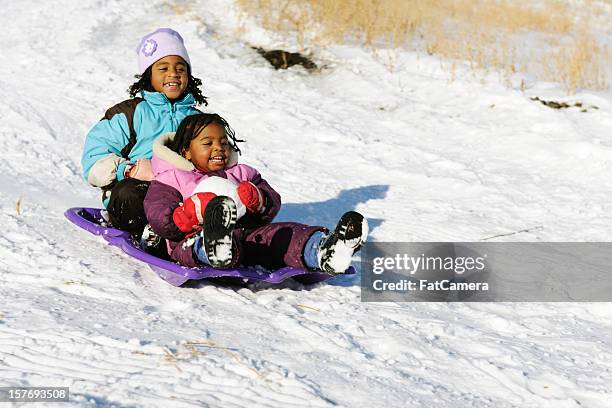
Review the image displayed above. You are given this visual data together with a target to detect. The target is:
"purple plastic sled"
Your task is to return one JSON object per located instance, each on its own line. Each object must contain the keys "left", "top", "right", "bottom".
{"left": 64, "top": 207, "right": 353, "bottom": 286}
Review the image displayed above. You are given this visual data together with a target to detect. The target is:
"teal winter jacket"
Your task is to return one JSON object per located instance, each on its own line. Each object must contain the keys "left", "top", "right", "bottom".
{"left": 81, "top": 91, "right": 200, "bottom": 189}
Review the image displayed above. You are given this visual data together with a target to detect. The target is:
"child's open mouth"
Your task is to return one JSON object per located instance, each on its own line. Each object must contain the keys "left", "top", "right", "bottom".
{"left": 164, "top": 81, "right": 181, "bottom": 91}
{"left": 209, "top": 155, "right": 226, "bottom": 165}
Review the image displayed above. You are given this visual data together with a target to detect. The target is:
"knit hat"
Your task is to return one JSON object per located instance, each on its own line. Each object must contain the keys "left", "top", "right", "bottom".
{"left": 136, "top": 28, "right": 191, "bottom": 74}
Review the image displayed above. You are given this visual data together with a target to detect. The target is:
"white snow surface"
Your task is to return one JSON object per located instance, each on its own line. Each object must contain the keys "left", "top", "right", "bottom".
{"left": 1, "top": 1, "right": 612, "bottom": 407}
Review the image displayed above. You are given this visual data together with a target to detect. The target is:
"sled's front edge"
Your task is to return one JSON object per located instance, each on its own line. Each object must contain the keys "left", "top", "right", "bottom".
{"left": 64, "top": 207, "right": 124, "bottom": 237}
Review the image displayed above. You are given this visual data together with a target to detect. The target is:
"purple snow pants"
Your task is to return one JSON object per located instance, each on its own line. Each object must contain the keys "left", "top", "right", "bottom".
{"left": 169, "top": 222, "right": 326, "bottom": 270}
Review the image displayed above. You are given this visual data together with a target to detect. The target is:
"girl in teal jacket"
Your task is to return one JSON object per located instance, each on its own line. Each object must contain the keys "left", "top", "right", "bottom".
{"left": 81, "top": 28, "right": 206, "bottom": 238}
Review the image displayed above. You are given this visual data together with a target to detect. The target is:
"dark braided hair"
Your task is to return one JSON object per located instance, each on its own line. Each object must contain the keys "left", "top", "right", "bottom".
{"left": 127, "top": 65, "right": 208, "bottom": 106}
{"left": 169, "top": 113, "right": 244, "bottom": 157}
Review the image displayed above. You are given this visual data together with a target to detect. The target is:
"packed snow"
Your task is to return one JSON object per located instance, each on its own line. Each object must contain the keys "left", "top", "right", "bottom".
{"left": 1, "top": 0, "right": 612, "bottom": 407}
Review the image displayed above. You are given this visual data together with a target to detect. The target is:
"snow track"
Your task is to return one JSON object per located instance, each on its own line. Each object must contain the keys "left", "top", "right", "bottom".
{"left": 1, "top": 0, "right": 612, "bottom": 406}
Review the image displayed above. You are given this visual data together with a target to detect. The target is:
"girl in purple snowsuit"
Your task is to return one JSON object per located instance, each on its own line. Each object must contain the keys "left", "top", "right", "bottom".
{"left": 143, "top": 113, "right": 368, "bottom": 274}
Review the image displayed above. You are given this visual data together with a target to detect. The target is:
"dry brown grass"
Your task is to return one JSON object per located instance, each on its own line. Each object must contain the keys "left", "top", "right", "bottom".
{"left": 544, "top": 32, "right": 609, "bottom": 93}
{"left": 163, "top": 0, "right": 192, "bottom": 15}
{"left": 236, "top": 0, "right": 611, "bottom": 93}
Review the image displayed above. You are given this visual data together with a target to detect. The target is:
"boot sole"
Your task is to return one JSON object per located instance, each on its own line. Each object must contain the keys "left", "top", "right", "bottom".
{"left": 320, "top": 211, "right": 367, "bottom": 274}
{"left": 203, "top": 196, "right": 237, "bottom": 268}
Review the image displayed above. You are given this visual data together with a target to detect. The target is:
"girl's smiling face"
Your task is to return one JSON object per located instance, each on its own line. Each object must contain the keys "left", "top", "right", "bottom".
{"left": 150, "top": 55, "right": 188, "bottom": 101}
{"left": 184, "top": 123, "right": 231, "bottom": 172}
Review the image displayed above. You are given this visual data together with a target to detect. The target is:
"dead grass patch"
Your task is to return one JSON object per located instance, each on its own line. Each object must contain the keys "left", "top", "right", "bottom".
{"left": 236, "top": 0, "right": 611, "bottom": 93}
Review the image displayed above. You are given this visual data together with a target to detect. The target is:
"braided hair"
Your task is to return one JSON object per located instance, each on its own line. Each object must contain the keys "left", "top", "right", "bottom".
{"left": 169, "top": 113, "right": 244, "bottom": 157}
{"left": 127, "top": 65, "right": 208, "bottom": 106}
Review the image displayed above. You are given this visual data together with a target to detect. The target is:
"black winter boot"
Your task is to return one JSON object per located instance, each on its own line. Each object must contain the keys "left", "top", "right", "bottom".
{"left": 201, "top": 196, "right": 237, "bottom": 268}
{"left": 318, "top": 211, "right": 368, "bottom": 274}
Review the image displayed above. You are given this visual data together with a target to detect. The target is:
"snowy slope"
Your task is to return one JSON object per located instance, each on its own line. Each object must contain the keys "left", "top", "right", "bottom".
{"left": 1, "top": 0, "right": 612, "bottom": 407}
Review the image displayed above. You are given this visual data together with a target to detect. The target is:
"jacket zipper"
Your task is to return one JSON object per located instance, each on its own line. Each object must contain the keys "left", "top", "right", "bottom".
{"left": 171, "top": 103, "right": 177, "bottom": 130}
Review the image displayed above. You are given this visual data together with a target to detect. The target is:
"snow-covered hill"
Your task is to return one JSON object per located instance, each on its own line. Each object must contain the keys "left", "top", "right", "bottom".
{"left": 1, "top": 1, "right": 611, "bottom": 407}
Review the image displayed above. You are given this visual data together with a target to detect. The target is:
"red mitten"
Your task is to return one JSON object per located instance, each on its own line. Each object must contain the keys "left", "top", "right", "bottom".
{"left": 172, "top": 192, "right": 217, "bottom": 233}
{"left": 237, "top": 181, "right": 264, "bottom": 213}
